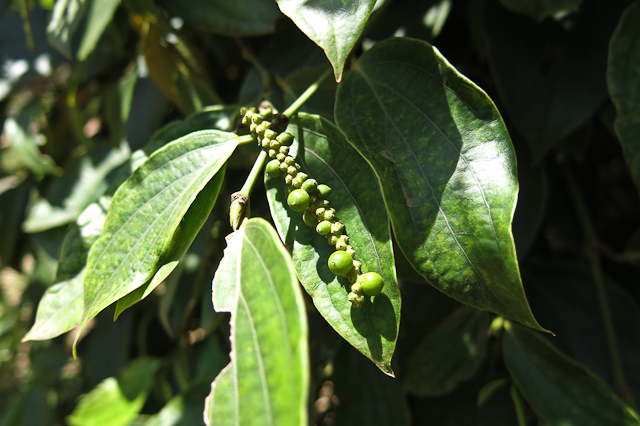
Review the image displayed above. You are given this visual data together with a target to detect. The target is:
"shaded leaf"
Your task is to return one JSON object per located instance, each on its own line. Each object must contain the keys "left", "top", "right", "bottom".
{"left": 266, "top": 113, "right": 399, "bottom": 376}
{"left": 204, "top": 218, "right": 309, "bottom": 426}
{"left": 23, "top": 143, "right": 130, "bottom": 233}
{"left": 157, "top": 0, "right": 282, "bottom": 35}
{"left": 608, "top": 1, "right": 640, "bottom": 195}
{"left": 67, "top": 357, "right": 160, "bottom": 426}
{"left": 503, "top": 322, "right": 640, "bottom": 426}
{"left": 77, "top": 0, "right": 120, "bottom": 61}
{"left": 23, "top": 199, "right": 109, "bottom": 341}
{"left": 332, "top": 343, "right": 411, "bottom": 426}
{"left": 403, "top": 307, "right": 490, "bottom": 395}
{"left": 145, "top": 383, "right": 210, "bottom": 426}
{"left": 335, "top": 37, "right": 546, "bottom": 332}
{"left": 499, "top": 0, "right": 581, "bottom": 21}
{"left": 47, "top": 0, "right": 89, "bottom": 58}
{"left": 74, "top": 130, "right": 238, "bottom": 352}
{"left": 275, "top": 0, "right": 377, "bottom": 82}
{"left": 479, "top": 0, "right": 627, "bottom": 159}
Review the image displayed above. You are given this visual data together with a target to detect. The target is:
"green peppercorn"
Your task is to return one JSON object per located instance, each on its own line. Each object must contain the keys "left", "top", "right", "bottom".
{"left": 250, "top": 123, "right": 258, "bottom": 134}
{"left": 328, "top": 235, "right": 339, "bottom": 245}
{"left": 315, "top": 207, "right": 326, "bottom": 218}
{"left": 270, "top": 139, "right": 281, "bottom": 149}
{"left": 279, "top": 162, "right": 288, "bottom": 173}
{"left": 303, "top": 210, "right": 317, "bottom": 227}
{"left": 264, "top": 129, "right": 277, "bottom": 140}
{"left": 317, "top": 184, "right": 332, "bottom": 198}
{"left": 347, "top": 269, "right": 359, "bottom": 284}
{"left": 323, "top": 209, "right": 336, "bottom": 221}
{"left": 277, "top": 132, "right": 294, "bottom": 146}
{"left": 352, "top": 260, "right": 361, "bottom": 273}
{"left": 279, "top": 146, "right": 290, "bottom": 155}
{"left": 252, "top": 115, "right": 263, "bottom": 125}
{"left": 328, "top": 251, "right": 353, "bottom": 276}
{"left": 359, "top": 272, "right": 384, "bottom": 296}
{"left": 336, "top": 239, "right": 348, "bottom": 251}
{"left": 346, "top": 245, "right": 356, "bottom": 256}
{"left": 285, "top": 175, "right": 293, "bottom": 185}
{"left": 348, "top": 292, "right": 364, "bottom": 309}
{"left": 287, "top": 166, "right": 298, "bottom": 176}
{"left": 285, "top": 156, "right": 296, "bottom": 166}
{"left": 268, "top": 149, "right": 277, "bottom": 158}
{"left": 261, "top": 138, "right": 271, "bottom": 149}
{"left": 316, "top": 221, "right": 331, "bottom": 236}
{"left": 351, "top": 282, "right": 363, "bottom": 295}
{"left": 292, "top": 176, "right": 303, "bottom": 188}
{"left": 266, "top": 159, "right": 281, "bottom": 178}
{"left": 287, "top": 189, "right": 310, "bottom": 212}
{"left": 302, "top": 179, "right": 318, "bottom": 193}
{"left": 276, "top": 153, "right": 286, "bottom": 162}
{"left": 256, "top": 122, "right": 269, "bottom": 137}
{"left": 331, "top": 221, "right": 344, "bottom": 234}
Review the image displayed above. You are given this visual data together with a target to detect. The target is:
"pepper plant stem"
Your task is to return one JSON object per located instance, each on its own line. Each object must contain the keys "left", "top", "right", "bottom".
{"left": 565, "top": 166, "right": 635, "bottom": 407}
{"left": 240, "top": 150, "right": 268, "bottom": 197}
{"left": 283, "top": 68, "right": 332, "bottom": 118}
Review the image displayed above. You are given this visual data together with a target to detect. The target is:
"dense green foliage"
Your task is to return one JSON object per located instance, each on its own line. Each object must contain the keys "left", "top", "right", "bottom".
{"left": 1, "top": 0, "right": 640, "bottom": 425}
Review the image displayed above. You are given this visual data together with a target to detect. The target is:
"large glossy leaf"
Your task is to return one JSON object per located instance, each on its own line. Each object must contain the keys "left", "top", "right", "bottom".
{"left": 77, "top": 0, "right": 120, "bottom": 61}
{"left": 22, "top": 198, "right": 108, "bottom": 341}
{"left": 608, "top": 1, "right": 640, "bottom": 195}
{"left": 335, "top": 37, "right": 545, "bottom": 332}
{"left": 157, "top": 0, "right": 282, "bottom": 35}
{"left": 22, "top": 143, "right": 129, "bottom": 233}
{"left": 503, "top": 323, "right": 640, "bottom": 426}
{"left": 403, "top": 307, "right": 490, "bottom": 395}
{"left": 204, "top": 218, "right": 309, "bottom": 426}
{"left": 266, "top": 113, "right": 399, "bottom": 376}
{"left": 67, "top": 357, "right": 160, "bottom": 426}
{"left": 479, "top": 0, "right": 628, "bottom": 159}
{"left": 499, "top": 0, "right": 581, "bottom": 21}
{"left": 47, "top": 0, "right": 89, "bottom": 58}
{"left": 332, "top": 343, "right": 411, "bottom": 426}
{"left": 274, "top": 0, "right": 377, "bottom": 82}
{"left": 74, "top": 130, "right": 239, "bottom": 352}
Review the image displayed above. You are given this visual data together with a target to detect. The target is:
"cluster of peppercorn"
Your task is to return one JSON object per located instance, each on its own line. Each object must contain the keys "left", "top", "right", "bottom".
{"left": 240, "top": 106, "right": 384, "bottom": 308}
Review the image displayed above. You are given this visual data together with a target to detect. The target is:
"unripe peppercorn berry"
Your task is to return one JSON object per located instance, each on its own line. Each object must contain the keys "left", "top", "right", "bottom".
{"left": 276, "top": 153, "right": 286, "bottom": 162}
{"left": 279, "top": 146, "right": 290, "bottom": 155}
{"left": 302, "top": 179, "right": 318, "bottom": 193}
{"left": 261, "top": 139, "right": 270, "bottom": 149}
{"left": 269, "top": 139, "right": 281, "bottom": 149}
{"left": 285, "top": 156, "right": 296, "bottom": 166}
{"left": 360, "top": 272, "right": 384, "bottom": 296}
{"left": 268, "top": 149, "right": 277, "bottom": 158}
{"left": 335, "top": 239, "right": 348, "bottom": 251}
{"left": 303, "top": 210, "right": 317, "bottom": 227}
{"left": 328, "top": 251, "right": 353, "bottom": 276}
{"left": 328, "top": 235, "right": 339, "bottom": 245}
{"left": 331, "top": 221, "right": 344, "bottom": 234}
{"left": 317, "top": 184, "right": 331, "bottom": 198}
{"left": 316, "top": 221, "right": 331, "bottom": 236}
{"left": 264, "top": 129, "right": 277, "bottom": 140}
{"left": 279, "top": 162, "right": 288, "bottom": 172}
{"left": 252, "top": 115, "right": 263, "bottom": 125}
{"left": 285, "top": 175, "right": 293, "bottom": 185}
{"left": 292, "top": 176, "right": 304, "bottom": 188}
{"left": 287, "top": 166, "right": 298, "bottom": 176}
{"left": 347, "top": 269, "right": 359, "bottom": 284}
{"left": 287, "top": 189, "right": 310, "bottom": 212}
{"left": 277, "top": 132, "right": 294, "bottom": 146}
{"left": 266, "top": 160, "right": 281, "bottom": 178}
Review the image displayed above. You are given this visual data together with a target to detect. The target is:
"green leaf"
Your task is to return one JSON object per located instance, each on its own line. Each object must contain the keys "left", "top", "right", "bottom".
{"left": 113, "top": 165, "right": 226, "bottom": 318}
{"left": 46, "top": 0, "right": 89, "bottom": 58}
{"left": 265, "top": 113, "right": 399, "bottom": 376}
{"left": 22, "top": 143, "right": 130, "bottom": 233}
{"left": 23, "top": 200, "right": 109, "bottom": 341}
{"left": 274, "top": 0, "right": 377, "bottom": 82}
{"left": 74, "top": 130, "right": 238, "bottom": 352}
{"left": 332, "top": 343, "right": 411, "bottom": 426}
{"left": 503, "top": 323, "right": 640, "bottom": 426}
{"left": 145, "top": 384, "right": 210, "bottom": 426}
{"left": 608, "top": 1, "right": 640, "bottom": 195}
{"left": 67, "top": 357, "right": 160, "bottom": 426}
{"left": 498, "top": 0, "right": 581, "bottom": 21}
{"left": 284, "top": 66, "right": 337, "bottom": 121}
{"left": 156, "top": 0, "right": 282, "bottom": 35}
{"left": 77, "top": 0, "right": 120, "bottom": 61}
{"left": 403, "top": 307, "right": 490, "bottom": 395}
{"left": 204, "top": 218, "right": 309, "bottom": 426}
{"left": 335, "top": 37, "right": 546, "bottom": 332}
{"left": 479, "top": 0, "right": 627, "bottom": 159}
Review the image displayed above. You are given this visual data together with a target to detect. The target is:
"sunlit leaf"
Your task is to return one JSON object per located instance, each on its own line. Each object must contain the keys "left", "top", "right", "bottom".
{"left": 274, "top": 0, "right": 377, "bottom": 82}
{"left": 503, "top": 322, "right": 640, "bottom": 426}
{"left": 67, "top": 357, "right": 160, "bottom": 426}
{"left": 47, "top": 0, "right": 89, "bottom": 58}
{"left": 204, "top": 218, "right": 309, "bottom": 426}
{"left": 74, "top": 130, "right": 238, "bottom": 353}
{"left": 77, "top": 0, "right": 120, "bottom": 61}
{"left": 335, "top": 37, "right": 546, "bottom": 332}
{"left": 608, "top": 1, "right": 640, "bottom": 195}
{"left": 266, "top": 113, "right": 399, "bottom": 376}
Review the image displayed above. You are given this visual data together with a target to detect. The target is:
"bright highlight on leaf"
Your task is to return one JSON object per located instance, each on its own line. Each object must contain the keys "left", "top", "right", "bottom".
{"left": 73, "top": 130, "right": 239, "bottom": 355}
{"left": 274, "top": 0, "right": 377, "bottom": 82}
{"left": 205, "top": 218, "right": 309, "bottom": 426}
{"left": 335, "top": 37, "right": 547, "bottom": 333}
